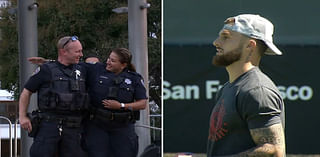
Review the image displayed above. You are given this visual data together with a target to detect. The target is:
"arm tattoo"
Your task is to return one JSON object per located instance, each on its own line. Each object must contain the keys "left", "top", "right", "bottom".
{"left": 251, "top": 123, "right": 284, "bottom": 145}
{"left": 215, "top": 123, "right": 285, "bottom": 157}
{"left": 248, "top": 123, "right": 286, "bottom": 156}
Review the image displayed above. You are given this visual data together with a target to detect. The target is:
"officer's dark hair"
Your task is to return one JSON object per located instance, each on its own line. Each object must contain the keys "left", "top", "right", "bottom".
{"left": 111, "top": 48, "right": 136, "bottom": 72}
{"left": 85, "top": 53, "right": 98, "bottom": 59}
{"left": 84, "top": 53, "right": 100, "bottom": 61}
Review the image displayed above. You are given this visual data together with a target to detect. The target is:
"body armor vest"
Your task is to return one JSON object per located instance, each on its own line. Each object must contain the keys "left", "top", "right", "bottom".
{"left": 38, "top": 62, "right": 89, "bottom": 113}
{"left": 106, "top": 70, "right": 141, "bottom": 120}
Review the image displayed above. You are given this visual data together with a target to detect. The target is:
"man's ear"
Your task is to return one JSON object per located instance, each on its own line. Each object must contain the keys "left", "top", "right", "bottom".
{"left": 248, "top": 39, "right": 257, "bottom": 48}
{"left": 58, "top": 48, "right": 66, "bottom": 56}
{"left": 246, "top": 39, "right": 257, "bottom": 52}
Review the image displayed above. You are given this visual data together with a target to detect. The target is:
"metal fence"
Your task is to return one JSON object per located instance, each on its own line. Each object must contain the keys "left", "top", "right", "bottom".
{"left": 0, "top": 116, "right": 19, "bottom": 157}
{"left": 0, "top": 114, "right": 161, "bottom": 157}
{"left": 136, "top": 114, "right": 162, "bottom": 141}
{"left": 136, "top": 114, "right": 162, "bottom": 156}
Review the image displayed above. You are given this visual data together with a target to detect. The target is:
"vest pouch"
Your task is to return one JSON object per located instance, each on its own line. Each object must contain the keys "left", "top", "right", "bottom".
{"left": 48, "top": 92, "right": 58, "bottom": 109}
{"left": 56, "top": 93, "right": 75, "bottom": 111}
{"left": 108, "top": 87, "right": 119, "bottom": 99}
{"left": 74, "top": 93, "right": 90, "bottom": 110}
{"left": 39, "top": 91, "right": 57, "bottom": 111}
{"left": 70, "top": 80, "right": 80, "bottom": 91}
{"left": 118, "top": 83, "right": 134, "bottom": 102}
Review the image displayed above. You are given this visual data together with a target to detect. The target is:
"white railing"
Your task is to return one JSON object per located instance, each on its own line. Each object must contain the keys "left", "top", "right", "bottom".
{"left": 0, "top": 114, "right": 160, "bottom": 157}
{"left": 135, "top": 114, "right": 161, "bottom": 142}
{"left": 0, "top": 116, "right": 20, "bottom": 157}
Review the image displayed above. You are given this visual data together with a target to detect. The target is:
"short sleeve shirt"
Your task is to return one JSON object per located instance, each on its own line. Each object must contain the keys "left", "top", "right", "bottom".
{"left": 24, "top": 64, "right": 51, "bottom": 92}
{"left": 207, "top": 67, "right": 285, "bottom": 156}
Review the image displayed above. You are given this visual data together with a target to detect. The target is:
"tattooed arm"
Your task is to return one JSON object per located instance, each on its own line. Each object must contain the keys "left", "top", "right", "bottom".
{"left": 245, "top": 123, "right": 285, "bottom": 157}
{"left": 217, "top": 123, "right": 286, "bottom": 157}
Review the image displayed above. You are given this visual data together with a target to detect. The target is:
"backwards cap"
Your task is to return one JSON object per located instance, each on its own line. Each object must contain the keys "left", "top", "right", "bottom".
{"left": 223, "top": 14, "right": 282, "bottom": 55}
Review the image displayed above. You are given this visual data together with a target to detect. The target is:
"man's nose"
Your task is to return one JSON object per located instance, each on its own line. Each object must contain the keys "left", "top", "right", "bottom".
{"left": 213, "top": 38, "right": 219, "bottom": 47}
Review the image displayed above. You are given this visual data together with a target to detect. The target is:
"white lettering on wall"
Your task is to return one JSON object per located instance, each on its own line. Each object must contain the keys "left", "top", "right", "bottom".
{"left": 163, "top": 81, "right": 200, "bottom": 100}
{"left": 186, "top": 85, "right": 200, "bottom": 99}
{"left": 206, "top": 80, "right": 223, "bottom": 99}
{"left": 164, "top": 80, "right": 314, "bottom": 101}
{"left": 278, "top": 85, "right": 313, "bottom": 101}
{"left": 163, "top": 81, "right": 171, "bottom": 100}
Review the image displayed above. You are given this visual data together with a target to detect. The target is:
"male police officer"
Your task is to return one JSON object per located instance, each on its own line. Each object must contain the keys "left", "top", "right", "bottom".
{"left": 19, "top": 36, "right": 89, "bottom": 157}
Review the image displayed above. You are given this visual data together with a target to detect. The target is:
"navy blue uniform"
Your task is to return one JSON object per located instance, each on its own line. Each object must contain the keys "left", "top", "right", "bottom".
{"left": 25, "top": 61, "right": 88, "bottom": 157}
{"left": 82, "top": 62, "right": 147, "bottom": 157}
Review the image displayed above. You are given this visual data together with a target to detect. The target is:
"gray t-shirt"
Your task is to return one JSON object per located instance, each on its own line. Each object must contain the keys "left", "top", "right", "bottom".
{"left": 207, "top": 67, "right": 285, "bottom": 156}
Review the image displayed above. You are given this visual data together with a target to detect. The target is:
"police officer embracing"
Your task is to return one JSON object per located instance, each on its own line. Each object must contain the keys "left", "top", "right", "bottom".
{"left": 19, "top": 36, "right": 89, "bottom": 157}
{"left": 83, "top": 48, "right": 148, "bottom": 157}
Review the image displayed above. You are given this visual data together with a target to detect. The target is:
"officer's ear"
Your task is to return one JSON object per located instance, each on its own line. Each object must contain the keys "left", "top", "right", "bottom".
{"left": 120, "top": 63, "right": 127, "bottom": 70}
{"left": 58, "top": 48, "right": 67, "bottom": 55}
{"left": 58, "top": 48, "right": 64, "bottom": 56}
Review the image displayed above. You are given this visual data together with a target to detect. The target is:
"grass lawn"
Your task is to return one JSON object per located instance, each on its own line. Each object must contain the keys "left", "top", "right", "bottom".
{"left": 164, "top": 153, "right": 320, "bottom": 157}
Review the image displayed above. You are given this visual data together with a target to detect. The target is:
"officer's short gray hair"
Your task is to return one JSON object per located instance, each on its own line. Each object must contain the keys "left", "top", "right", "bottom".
{"left": 57, "top": 36, "right": 71, "bottom": 49}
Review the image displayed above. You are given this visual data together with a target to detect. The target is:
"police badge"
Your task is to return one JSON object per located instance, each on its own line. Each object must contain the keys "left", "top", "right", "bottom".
{"left": 124, "top": 78, "right": 132, "bottom": 84}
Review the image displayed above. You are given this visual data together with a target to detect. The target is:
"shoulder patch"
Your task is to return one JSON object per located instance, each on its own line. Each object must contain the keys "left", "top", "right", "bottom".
{"left": 32, "top": 67, "right": 41, "bottom": 76}
{"left": 140, "top": 79, "right": 145, "bottom": 86}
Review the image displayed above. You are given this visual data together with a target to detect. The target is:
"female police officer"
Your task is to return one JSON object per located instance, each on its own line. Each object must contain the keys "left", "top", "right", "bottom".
{"left": 83, "top": 48, "right": 148, "bottom": 157}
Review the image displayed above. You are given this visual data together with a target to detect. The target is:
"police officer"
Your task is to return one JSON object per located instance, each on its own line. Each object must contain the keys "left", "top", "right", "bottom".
{"left": 19, "top": 36, "right": 89, "bottom": 157}
{"left": 83, "top": 48, "right": 148, "bottom": 157}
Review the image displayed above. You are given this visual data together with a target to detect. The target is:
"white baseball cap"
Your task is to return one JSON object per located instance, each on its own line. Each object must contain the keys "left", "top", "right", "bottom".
{"left": 223, "top": 14, "right": 282, "bottom": 55}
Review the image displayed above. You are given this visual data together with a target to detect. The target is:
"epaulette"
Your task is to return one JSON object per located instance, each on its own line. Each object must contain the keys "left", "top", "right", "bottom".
{"left": 41, "top": 62, "right": 58, "bottom": 73}
{"left": 126, "top": 70, "right": 144, "bottom": 79}
{"left": 44, "top": 61, "right": 58, "bottom": 68}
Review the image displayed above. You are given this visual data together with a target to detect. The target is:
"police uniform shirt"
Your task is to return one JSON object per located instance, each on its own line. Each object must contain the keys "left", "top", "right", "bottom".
{"left": 82, "top": 62, "right": 147, "bottom": 109}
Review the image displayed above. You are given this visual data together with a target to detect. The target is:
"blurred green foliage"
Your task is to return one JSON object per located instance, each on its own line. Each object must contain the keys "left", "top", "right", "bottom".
{"left": 0, "top": 0, "right": 161, "bottom": 110}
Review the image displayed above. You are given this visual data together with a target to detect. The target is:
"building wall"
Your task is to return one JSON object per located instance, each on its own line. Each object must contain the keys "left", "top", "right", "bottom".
{"left": 164, "top": 0, "right": 320, "bottom": 45}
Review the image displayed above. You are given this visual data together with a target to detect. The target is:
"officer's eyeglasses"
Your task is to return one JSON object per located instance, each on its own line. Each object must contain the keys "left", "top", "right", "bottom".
{"left": 62, "top": 36, "right": 78, "bottom": 48}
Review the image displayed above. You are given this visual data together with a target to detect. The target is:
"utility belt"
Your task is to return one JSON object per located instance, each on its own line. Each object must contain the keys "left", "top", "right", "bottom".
{"left": 91, "top": 108, "right": 136, "bottom": 124}
{"left": 27, "top": 110, "right": 84, "bottom": 137}
{"left": 39, "top": 113, "right": 83, "bottom": 128}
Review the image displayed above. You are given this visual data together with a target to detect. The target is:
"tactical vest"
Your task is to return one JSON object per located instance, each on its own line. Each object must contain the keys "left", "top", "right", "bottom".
{"left": 38, "top": 62, "right": 89, "bottom": 113}
{"left": 107, "top": 70, "right": 142, "bottom": 120}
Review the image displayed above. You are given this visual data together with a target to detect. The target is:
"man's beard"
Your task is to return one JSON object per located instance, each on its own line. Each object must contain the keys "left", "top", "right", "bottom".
{"left": 212, "top": 47, "right": 242, "bottom": 67}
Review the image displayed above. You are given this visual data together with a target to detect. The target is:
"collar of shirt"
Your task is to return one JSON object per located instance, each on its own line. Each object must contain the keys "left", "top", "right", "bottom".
{"left": 56, "top": 61, "right": 75, "bottom": 69}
